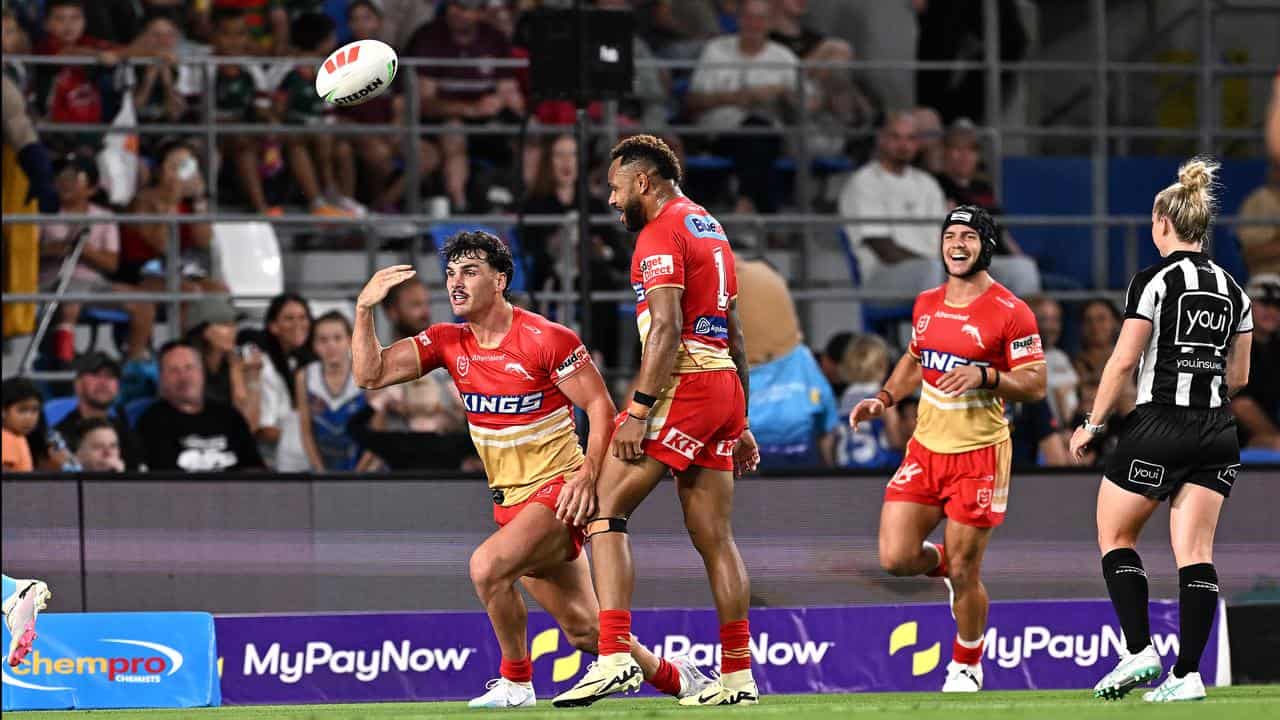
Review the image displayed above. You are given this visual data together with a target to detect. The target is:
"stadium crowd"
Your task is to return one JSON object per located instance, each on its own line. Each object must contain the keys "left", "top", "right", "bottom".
{"left": 3, "top": 0, "right": 1279, "bottom": 474}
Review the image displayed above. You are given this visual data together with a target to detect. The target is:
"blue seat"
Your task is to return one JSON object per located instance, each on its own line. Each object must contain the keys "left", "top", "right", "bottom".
{"left": 1241, "top": 447, "right": 1280, "bottom": 465}
{"left": 81, "top": 306, "right": 131, "bottom": 352}
{"left": 773, "top": 156, "right": 854, "bottom": 174}
{"left": 684, "top": 155, "right": 734, "bottom": 173}
{"left": 123, "top": 397, "right": 156, "bottom": 428}
{"left": 837, "top": 229, "right": 914, "bottom": 334}
{"left": 43, "top": 396, "right": 79, "bottom": 428}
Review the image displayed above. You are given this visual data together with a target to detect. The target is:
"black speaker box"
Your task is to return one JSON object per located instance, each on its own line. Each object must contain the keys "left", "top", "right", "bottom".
{"left": 526, "top": 8, "right": 635, "bottom": 102}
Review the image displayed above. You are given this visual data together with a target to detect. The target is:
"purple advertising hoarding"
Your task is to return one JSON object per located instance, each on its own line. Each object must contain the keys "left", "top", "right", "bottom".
{"left": 220, "top": 597, "right": 1228, "bottom": 702}
{"left": 215, "top": 599, "right": 1227, "bottom": 704}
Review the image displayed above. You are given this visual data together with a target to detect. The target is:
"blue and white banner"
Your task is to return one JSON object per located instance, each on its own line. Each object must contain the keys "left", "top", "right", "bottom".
{"left": 2, "top": 612, "right": 220, "bottom": 711}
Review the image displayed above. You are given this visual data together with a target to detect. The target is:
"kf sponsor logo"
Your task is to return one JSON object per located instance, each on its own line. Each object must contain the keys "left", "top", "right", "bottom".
{"left": 890, "top": 461, "right": 923, "bottom": 487}
{"left": 661, "top": 427, "right": 704, "bottom": 460}
{"left": 415, "top": 331, "right": 431, "bottom": 347}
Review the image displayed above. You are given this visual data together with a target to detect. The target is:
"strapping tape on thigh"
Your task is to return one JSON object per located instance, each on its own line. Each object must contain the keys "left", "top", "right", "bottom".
{"left": 585, "top": 516, "right": 628, "bottom": 539}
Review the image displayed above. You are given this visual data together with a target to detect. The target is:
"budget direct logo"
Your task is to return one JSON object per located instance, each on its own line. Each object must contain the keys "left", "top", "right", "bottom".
{"left": 3, "top": 639, "right": 183, "bottom": 690}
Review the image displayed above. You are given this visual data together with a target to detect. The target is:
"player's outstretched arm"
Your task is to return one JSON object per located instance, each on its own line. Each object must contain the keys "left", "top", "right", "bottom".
{"left": 353, "top": 265, "right": 423, "bottom": 390}
{"left": 852, "top": 352, "right": 922, "bottom": 431}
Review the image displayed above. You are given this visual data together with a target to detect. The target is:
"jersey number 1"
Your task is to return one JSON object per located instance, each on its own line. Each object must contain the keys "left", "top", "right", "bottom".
{"left": 712, "top": 247, "right": 729, "bottom": 311}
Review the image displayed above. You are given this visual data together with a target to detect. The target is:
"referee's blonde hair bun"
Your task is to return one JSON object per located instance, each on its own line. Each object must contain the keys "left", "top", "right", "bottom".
{"left": 1155, "top": 156, "right": 1220, "bottom": 246}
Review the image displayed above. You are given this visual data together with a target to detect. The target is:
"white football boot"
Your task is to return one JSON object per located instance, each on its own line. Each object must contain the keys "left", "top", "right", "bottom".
{"left": 941, "top": 660, "right": 983, "bottom": 692}
{"left": 669, "top": 657, "right": 715, "bottom": 700}
{"left": 1093, "top": 644, "right": 1161, "bottom": 700}
{"left": 3, "top": 579, "right": 51, "bottom": 667}
{"left": 551, "top": 654, "right": 643, "bottom": 708}
{"left": 677, "top": 669, "right": 760, "bottom": 706}
{"left": 468, "top": 678, "right": 536, "bottom": 708}
{"left": 1143, "top": 671, "right": 1206, "bottom": 702}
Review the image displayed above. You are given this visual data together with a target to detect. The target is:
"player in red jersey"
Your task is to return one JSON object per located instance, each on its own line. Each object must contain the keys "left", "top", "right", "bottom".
{"left": 352, "top": 232, "right": 710, "bottom": 709}
{"left": 849, "top": 206, "right": 1047, "bottom": 692}
{"left": 553, "top": 135, "right": 760, "bottom": 708}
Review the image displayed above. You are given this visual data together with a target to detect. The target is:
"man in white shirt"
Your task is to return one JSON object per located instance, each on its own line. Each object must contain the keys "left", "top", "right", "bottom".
{"left": 687, "top": 0, "right": 812, "bottom": 214}
{"left": 838, "top": 111, "right": 948, "bottom": 294}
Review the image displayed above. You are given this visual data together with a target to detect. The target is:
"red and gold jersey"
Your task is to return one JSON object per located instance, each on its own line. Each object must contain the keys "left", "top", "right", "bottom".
{"left": 413, "top": 307, "right": 593, "bottom": 506}
{"left": 907, "top": 282, "right": 1045, "bottom": 453}
{"left": 631, "top": 196, "right": 738, "bottom": 375}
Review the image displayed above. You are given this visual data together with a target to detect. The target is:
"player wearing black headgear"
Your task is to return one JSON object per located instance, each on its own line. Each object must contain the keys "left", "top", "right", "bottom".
{"left": 941, "top": 205, "right": 1000, "bottom": 278}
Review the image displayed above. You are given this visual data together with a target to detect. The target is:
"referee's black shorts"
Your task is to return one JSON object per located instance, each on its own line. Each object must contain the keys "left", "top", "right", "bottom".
{"left": 1104, "top": 404, "right": 1240, "bottom": 501}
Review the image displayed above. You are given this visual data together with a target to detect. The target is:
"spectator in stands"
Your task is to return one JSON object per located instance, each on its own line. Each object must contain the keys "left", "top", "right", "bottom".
{"left": 183, "top": 298, "right": 257, "bottom": 426}
{"left": 934, "top": 121, "right": 1041, "bottom": 295}
{"left": 1072, "top": 298, "right": 1133, "bottom": 409}
{"left": 118, "top": 140, "right": 224, "bottom": 305}
{"left": 911, "top": 106, "right": 945, "bottom": 174}
{"left": 1007, "top": 398, "right": 1069, "bottom": 468}
{"left": 131, "top": 14, "right": 190, "bottom": 128}
{"left": 769, "top": 0, "right": 872, "bottom": 145}
{"left": 409, "top": 0, "right": 525, "bottom": 212}
{"left": 137, "top": 340, "right": 264, "bottom": 471}
{"left": 3, "top": 9, "right": 32, "bottom": 89}
{"left": 377, "top": 0, "right": 436, "bottom": 51}
{"left": 71, "top": 416, "right": 125, "bottom": 471}
{"left": 1027, "top": 295, "right": 1078, "bottom": 424}
{"left": 1232, "top": 274, "right": 1280, "bottom": 450}
{"left": 833, "top": 333, "right": 905, "bottom": 469}
{"left": 296, "top": 311, "right": 378, "bottom": 472}
{"left": 34, "top": 0, "right": 121, "bottom": 137}
{"left": 1267, "top": 66, "right": 1280, "bottom": 164}
{"left": 210, "top": 10, "right": 284, "bottom": 216}
{"left": 520, "top": 133, "right": 628, "bottom": 360}
{"left": 818, "top": 330, "right": 854, "bottom": 398}
{"left": 1, "top": 377, "right": 41, "bottom": 472}
{"left": 838, "top": 110, "right": 948, "bottom": 294}
{"left": 239, "top": 293, "right": 314, "bottom": 469}
{"left": 736, "top": 250, "right": 839, "bottom": 467}
{"left": 687, "top": 0, "right": 809, "bottom": 215}
{"left": 339, "top": 0, "right": 441, "bottom": 215}
{"left": 53, "top": 351, "right": 145, "bottom": 470}
{"left": 1237, "top": 161, "right": 1280, "bottom": 276}
{"left": 635, "top": 0, "right": 721, "bottom": 61}
{"left": 203, "top": 0, "right": 286, "bottom": 54}
{"left": 39, "top": 153, "right": 155, "bottom": 366}
{"left": 278, "top": 13, "right": 361, "bottom": 218}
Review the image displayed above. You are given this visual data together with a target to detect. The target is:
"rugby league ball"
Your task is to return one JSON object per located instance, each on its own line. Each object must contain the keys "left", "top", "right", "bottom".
{"left": 316, "top": 39, "right": 398, "bottom": 106}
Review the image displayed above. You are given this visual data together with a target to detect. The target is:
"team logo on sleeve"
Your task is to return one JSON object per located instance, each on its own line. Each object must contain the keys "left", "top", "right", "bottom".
{"left": 554, "top": 345, "right": 591, "bottom": 380}
{"left": 415, "top": 331, "right": 431, "bottom": 347}
{"left": 641, "top": 254, "right": 675, "bottom": 283}
{"left": 916, "top": 315, "right": 931, "bottom": 335}
{"left": 1009, "top": 334, "right": 1042, "bottom": 360}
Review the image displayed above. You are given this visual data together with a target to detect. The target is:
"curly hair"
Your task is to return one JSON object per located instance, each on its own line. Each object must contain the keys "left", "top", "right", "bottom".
{"left": 441, "top": 231, "right": 516, "bottom": 295}
{"left": 610, "top": 134, "right": 682, "bottom": 184}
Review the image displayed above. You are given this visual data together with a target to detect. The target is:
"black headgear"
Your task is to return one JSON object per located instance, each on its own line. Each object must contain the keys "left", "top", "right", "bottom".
{"left": 941, "top": 205, "right": 999, "bottom": 277}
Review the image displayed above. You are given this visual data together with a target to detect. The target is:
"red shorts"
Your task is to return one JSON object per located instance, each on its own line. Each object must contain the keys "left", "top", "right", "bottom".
{"left": 623, "top": 370, "right": 746, "bottom": 472}
{"left": 884, "top": 438, "right": 1012, "bottom": 528}
{"left": 492, "top": 476, "right": 587, "bottom": 561}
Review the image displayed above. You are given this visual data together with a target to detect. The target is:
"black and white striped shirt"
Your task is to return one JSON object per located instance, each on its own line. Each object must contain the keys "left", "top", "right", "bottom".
{"left": 1124, "top": 251, "right": 1253, "bottom": 409}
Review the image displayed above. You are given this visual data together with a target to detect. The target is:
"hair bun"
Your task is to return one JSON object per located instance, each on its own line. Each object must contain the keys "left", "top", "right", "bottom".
{"left": 1177, "top": 157, "right": 1219, "bottom": 193}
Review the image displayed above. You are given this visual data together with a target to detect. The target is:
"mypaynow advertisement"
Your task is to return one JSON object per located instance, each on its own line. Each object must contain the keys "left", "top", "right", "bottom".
{"left": 2, "top": 612, "right": 220, "bottom": 711}
{"left": 215, "top": 599, "right": 1228, "bottom": 704}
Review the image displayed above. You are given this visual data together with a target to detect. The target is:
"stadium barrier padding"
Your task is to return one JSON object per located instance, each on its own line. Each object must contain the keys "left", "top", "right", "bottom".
{"left": 1, "top": 612, "right": 220, "bottom": 711}
{"left": 214, "top": 600, "right": 1228, "bottom": 703}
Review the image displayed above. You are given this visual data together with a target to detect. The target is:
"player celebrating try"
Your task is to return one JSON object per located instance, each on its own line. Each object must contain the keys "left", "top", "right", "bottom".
{"left": 554, "top": 135, "right": 760, "bottom": 708}
{"left": 352, "top": 233, "right": 710, "bottom": 709}
{"left": 850, "top": 205, "right": 1047, "bottom": 692}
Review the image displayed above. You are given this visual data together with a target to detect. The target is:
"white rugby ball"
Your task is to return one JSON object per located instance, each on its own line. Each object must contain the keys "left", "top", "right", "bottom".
{"left": 316, "top": 39, "right": 398, "bottom": 106}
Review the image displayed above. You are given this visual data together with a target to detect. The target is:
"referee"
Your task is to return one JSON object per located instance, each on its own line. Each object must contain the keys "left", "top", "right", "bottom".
{"left": 1070, "top": 158, "right": 1252, "bottom": 703}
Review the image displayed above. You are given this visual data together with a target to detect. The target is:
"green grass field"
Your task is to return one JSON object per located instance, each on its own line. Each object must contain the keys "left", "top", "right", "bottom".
{"left": 16, "top": 686, "right": 1280, "bottom": 720}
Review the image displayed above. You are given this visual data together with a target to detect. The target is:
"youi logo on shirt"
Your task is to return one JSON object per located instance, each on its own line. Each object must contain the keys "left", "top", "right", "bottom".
{"left": 1176, "top": 292, "right": 1232, "bottom": 349}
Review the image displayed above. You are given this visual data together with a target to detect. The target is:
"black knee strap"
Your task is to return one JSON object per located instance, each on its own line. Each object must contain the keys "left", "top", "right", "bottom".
{"left": 585, "top": 516, "right": 628, "bottom": 540}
